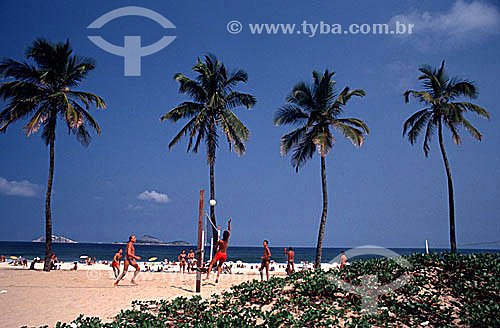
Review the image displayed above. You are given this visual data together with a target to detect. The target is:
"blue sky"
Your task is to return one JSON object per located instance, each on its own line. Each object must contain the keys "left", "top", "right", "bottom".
{"left": 0, "top": 0, "right": 499, "bottom": 248}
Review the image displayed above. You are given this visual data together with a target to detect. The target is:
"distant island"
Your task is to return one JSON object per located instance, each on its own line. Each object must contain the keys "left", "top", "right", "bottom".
{"left": 114, "top": 235, "right": 191, "bottom": 246}
{"left": 32, "top": 235, "right": 77, "bottom": 243}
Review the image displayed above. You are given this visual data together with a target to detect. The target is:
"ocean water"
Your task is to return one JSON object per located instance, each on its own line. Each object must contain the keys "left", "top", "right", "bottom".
{"left": 1, "top": 241, "right": 499, "bottom": 263}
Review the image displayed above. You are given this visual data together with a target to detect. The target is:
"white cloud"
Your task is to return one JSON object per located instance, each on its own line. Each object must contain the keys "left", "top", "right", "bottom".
{"left": 137, "top": 190, "right": 169, "bottom": 203}
{"left": 127, "top": 204, "right": 144, "bottom": 211}
{"left": 389, "top": 0, "right": 500, "bottom": 48}
{"left": 0, "top": 176, "right": 42, "bottom": 197}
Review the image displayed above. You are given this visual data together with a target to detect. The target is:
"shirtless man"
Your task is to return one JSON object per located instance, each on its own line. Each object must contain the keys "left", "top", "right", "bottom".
{"left": 340, "top": 251, "right": 347, "bottom": 269}
{"left": 259, "top": 240, "right": 271, "bottom": 281}
{"left": 114, "top": 235, "right": 141, "bottom": 286}
{"left": 178, "top": 250, "right": 187, "bottom": 273}
{"left": 284, "top": 247, "right": 295, "bottom": 274}
{"left": 111, "top": 249, "right": 122, "bottom": 278}
{"left": 205, "top": 217, "right": 231, "bottom": 283}
{"left": 187, "top": 249, "right": 195, "bottom": 273}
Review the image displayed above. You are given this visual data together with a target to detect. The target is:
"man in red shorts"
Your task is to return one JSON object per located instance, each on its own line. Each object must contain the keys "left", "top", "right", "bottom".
{"left": 340, "top": 251, "right": 347, "bottom": 269}
{"left": 205, "top": 217, "right": 231, "bottom": 283}
{"left": 111, "top": 248, "right": 122, "bottom": 278}
{"left": 284, "top": 247, "right": 295, "bottom": 274}
{"left": 259, "top": 240, "right": 271, "bottom": 281}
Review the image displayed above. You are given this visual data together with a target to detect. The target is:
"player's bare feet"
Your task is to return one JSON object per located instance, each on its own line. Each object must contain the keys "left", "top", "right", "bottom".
{"left": 114, "top": 281, "right": 119, "bottom": 287}
{"left": 131, "top": 280, "right": 138, "bottom": 286}
{"left": 215, "top": 279, "right": 218, "bottom": 283}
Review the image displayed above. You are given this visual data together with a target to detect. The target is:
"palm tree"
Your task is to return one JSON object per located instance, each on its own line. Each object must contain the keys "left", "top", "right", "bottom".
{"left": 403, "top": 60, "right": 489, "bottom": 253}
{"left": 274, "top": 70, "right": 369, "bottom": 268}
{"left": 0, "top": 39, "right": 106, "bottom": 271}
{"left": 161, "top": 54, "right": 256, "bottom": 242}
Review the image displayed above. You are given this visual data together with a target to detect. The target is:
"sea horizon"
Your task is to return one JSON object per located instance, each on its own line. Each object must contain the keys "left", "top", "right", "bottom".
{"left": 1, "top": 241, "right": 499, "bottom": 264}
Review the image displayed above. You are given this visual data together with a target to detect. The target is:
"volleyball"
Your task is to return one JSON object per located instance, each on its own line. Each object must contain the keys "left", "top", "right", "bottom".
{"left": 209, "top": 199, "right": 217, "bottom": 206}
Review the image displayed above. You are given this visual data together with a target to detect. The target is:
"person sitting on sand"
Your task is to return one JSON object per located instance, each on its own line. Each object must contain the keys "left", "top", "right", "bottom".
{"left": 205, "top": 217, "right": 232, "bottom": 283}
{"left": 284, "top": 247, "right": 295, "bottom": 274}
{"left": 70, "top": 262, "right": 78, "bottom": 271}
{"left": 259, "top": 240, "right": 271, "bottom": 281}
{"left": 111, "top": 249, "right": 122, "bottom": 278}
{"left": 340, "top": 251, "right": 347, "bottom": 269}
{"left": 187, "top": 249, "right": 195, "bottom": 273}
{"left": 178, "top": 250, "right": 187, "bottom": 273}
{"left": 50, "top": 253, "right": 59, "bottom": 270}
{"left": 114, "top": 235, "right": 141, "bottom": 286}
{"left": 29, "top": 257, "right": 39, "bottom": 270}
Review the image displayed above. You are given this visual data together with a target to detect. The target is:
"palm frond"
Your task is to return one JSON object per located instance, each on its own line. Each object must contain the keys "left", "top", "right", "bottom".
{"left": 291, "top": 128, "right": 316, "bottom": 171}
{"left": 336, "top": 118, "right": 370, "bottom": 134}
{"left": 273, "top": 104, "right": 308, "bottom": 126}
{"left": 67, "top": 91, "right": 105, "bottom": 110}
{"left": 220, "top": 107, "right": 250, "bottom": 142}
{"left": 443, "top": 117, "right": 462, "bottom": 146}
{"left": 72, "top": 101, "right": 101, "bottom": 135}
{"left": 224, "top": 69, "right": 248, "bottom": 90}
{"left": 460, "top": 117, "right": 482, "bottom": 141}
{"left": 288, "top": 82, "right": 315, "bottom": 111}
{"left": 407, "top": 111, "right": 432, "bottom": 145}
{"left": 219, "top": 109, "right": 248, "bottom": 155}
{"left": 454, "top": 102, "right": 490, "bottom": 120}
{"left": 446, "top": 81, "right": 477, "bottom": 100}
{"left": 404, "top": 90, "right": 433, "bottom": 104}
{"left": 403, "top": 108, "right": 431, "bottom": 136}
{"left": 312, "top": 125, "right": 334, "bottom": 155}
{"left": 23, "top": 104, "right": 49, "bottom": 136}
{"left": 332, "top": 122, "right": 364, "bottom": 147}
{"left": 280, "top": 127, "right": 307, "bottom": 155}
{"left": 0, "top": 58, "right": 41, "bottom": 81}
{"left": 422, "top": 119, "right": 435, "bottom": 157}
{"left": 174, "top": 73, "right": 206, "bottom": 103}
{"left": 161, "top": 102, "right": 204, "bottom": 122}
{"left": 168, "top": 115, "right": 199, "bottom": 150}
{"left": 225, "top": 92, "right": 256, "bottom": 109}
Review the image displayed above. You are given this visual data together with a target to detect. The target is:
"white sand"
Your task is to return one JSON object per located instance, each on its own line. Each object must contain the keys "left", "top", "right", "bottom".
{"left": 0, "top": 261, "right": 339, "bottom": 327}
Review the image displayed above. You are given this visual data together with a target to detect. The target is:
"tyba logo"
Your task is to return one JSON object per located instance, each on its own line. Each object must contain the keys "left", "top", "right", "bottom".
{"left": 87, "top": 6, "right": 176, "bottom": 76}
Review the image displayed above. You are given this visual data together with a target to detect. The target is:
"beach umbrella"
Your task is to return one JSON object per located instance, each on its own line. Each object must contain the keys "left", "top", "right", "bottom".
{"left": 148, "top": 257, "right": 158, "bottom": 262}
{"left": 80, "top": 255, "right": 88, "bottom": 259}
{"left": 9, "top": 256, "right": 17, "bottom": 260}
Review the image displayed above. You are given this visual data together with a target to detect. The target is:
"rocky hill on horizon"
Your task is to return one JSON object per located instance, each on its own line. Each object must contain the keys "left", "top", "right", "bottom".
{"left": 32, "top": 235, "right": 77, "bottom": 243}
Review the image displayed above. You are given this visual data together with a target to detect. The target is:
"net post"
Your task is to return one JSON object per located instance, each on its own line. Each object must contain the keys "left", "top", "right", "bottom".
{"left": 196, "top": 190, "right": 204, "bottom": 293}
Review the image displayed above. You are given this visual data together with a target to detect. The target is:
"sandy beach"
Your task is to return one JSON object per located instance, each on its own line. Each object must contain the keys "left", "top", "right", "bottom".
{"left": 0, "top": 262, "right": 285, "bottom": 328}
{"left": 0, "top": 260, "right": 333, "bottom": 328}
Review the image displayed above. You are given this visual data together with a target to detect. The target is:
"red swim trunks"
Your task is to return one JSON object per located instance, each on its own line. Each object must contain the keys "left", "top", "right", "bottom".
{"left": 214, "top": 252, "right": 227, "bottom": 263}
{"left": 111, "top": 261, "right": 119, "bottom": 269}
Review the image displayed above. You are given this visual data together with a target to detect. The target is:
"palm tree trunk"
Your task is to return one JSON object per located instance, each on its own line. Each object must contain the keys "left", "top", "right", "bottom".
{"left": 315, "top": 155, "right": 328, "bottom": 268}
{"left": 438, "top": 120, "right": 457, "bottom": 253}
{"left": 208, "top": 118, "right": 217, "bottom": 254}
{"left": 209, "top": 161, "right": 217, "bottom": 245}
{"left": 43, "top": 139, "right": 55, "bottom": 271}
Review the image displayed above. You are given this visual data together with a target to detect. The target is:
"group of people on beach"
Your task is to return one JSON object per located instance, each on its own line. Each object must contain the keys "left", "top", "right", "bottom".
{"left": 111, "top": 217, "right": 347, "bottom": 286}
{"left": 177, "top": 249, "right": 196, "bottom": 273}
